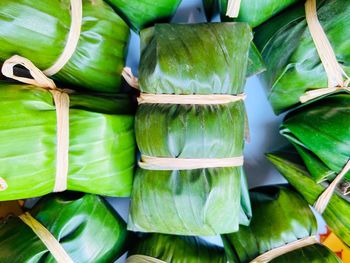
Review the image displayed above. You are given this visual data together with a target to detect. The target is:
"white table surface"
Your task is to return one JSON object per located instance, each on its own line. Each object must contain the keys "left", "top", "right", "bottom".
{"left": 110, "top": 0, "right": 326, "bottom": 261}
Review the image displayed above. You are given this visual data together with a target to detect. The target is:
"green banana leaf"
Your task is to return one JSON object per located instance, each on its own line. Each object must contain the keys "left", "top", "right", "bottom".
{"left": 0, "top": 0, "right": 130, "bottom": 93}
{"left": 203, "top": 0, "right": 301, "bottom": 28}
{"left": 267, "top": 147, "right": 350, "bottom": 248}
{"left": 129, "top": 168, "right": 251, "bottom": 236}
{"left": 222, "top": 185, "right": 341, "bottom": 263}
{"left": 254, "top": 0, "right": 350, "bottom": 114}
{"left": 106, "top": 0, "right": 182, "bottom": 32}
{"left": 280, "top": 94, "right": 350, "bottom": 187}
{"left": 246, "top": 43, "right": 266, "bottom": 78}
{"left": 127, "top": 234, "right": 226, "bottom": 262}
{"left": 0, "top": 81, "right": 136, "bottom": 201}
{"left": 0, "top": 193, "right": 127, "bottom": 262}
{"left": 128, "top": 23, "right": 252, "bottom": 236}
{"left": 139, "top": 23, "right": 252, "bottom": 94}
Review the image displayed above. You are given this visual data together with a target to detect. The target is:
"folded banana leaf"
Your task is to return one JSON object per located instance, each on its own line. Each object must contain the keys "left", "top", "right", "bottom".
{"left": 0, "top": 193, "right": 128, "bottom": 262}
{"left": 203, "top": 0, "right": 301, "bottom": 27}
{"left": 280, "top": 94, "right": 350, "bottom": 189}
{"left": 128, "top": 23, "right": 252, "bottom": 236}
{"left": 0, "top": 81, "right": 136, "bottom": 201}
{"left": 267, "top": 146, "right": 350, "bottom": 248}
{"left": 127, "top": 234, "right": 226, "bottom": 262}
{"left": 222, "top": 185, "right": 341, "bottom": 263}
{"left": 106, "top": 0, "right": 182, "bottom": 32}
{"left": 254, "top": 0, "right": 350, "bottom": 114}
{"left": 0, "top": 0, "right": 130, "bottom": 92}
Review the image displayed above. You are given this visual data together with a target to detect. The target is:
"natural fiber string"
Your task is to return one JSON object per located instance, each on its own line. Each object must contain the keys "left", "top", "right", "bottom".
{"left": 226, "top": 0, "right": 241, "bottom": 18}
{"left": 1, "top": 55, "right": 70, "bottom": 192}
{"left": 314, "top": 159, "right": 350, "bottom": 214}
{"left": 138, "top": 93, "right": 245, "bottom": 105}
{"left": 250, "top": 236, "right": 319, "bottom": 263}
{"left": 126, "top": 255, "right": 167, "bottom": 263}
{"left": 122, "top": 67, "right": 246, "bottom": 105}
{"left": 139, "top": 155, "right": 244, "bottom": 170}
{"left": 300, "top": 0, "right": 350, "bottom": 103}
{"left": 19, "top": 212, "right": 73, "bottom": 263}
{"left": 43, "top": 0, "right": 82, "bottom": 76}
{"left": 122, "top": 67, "right": 139, "bottom": 89}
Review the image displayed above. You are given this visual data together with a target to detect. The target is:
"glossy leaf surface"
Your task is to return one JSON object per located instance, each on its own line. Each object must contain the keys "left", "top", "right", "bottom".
{"left": 0, "top": 82, "right": 136, "bottom": 201}
{"left": 0, "top": 0, "right": 130, "bottom": 92}
{"left": 203, "top": 0, "right": 300, "bottom": 27}
{"left": 221, "top": 186, "right": 339, "bottom": 263}
{"left": 128, "top": 168, "right": 251, "bottom": 236}
{"left": 0, "top": 193, "right": 128, "bottom": 262}
{"left": 107, "top": 0, "right": 181, "bottom": 32}
{"left": 280, "top": 95, "right": 350, "bottom": 184}
{"left": 128, "top": 233, "right": 227, "bottom": 263}
{"left": 255, "top": 0, "right": 350, "bottom": 113}
{"left": 267, "top": 147, "right": 350, "bottom": 248}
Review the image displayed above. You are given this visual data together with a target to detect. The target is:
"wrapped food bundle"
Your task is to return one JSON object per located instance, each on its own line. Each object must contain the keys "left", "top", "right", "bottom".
{"left": 0, "top": 193, "right": 128, "bottom": 262}
{"left": 255, "top": 0, "right": 350, "bottom": 113}
{"left": 203, "top": 0, "right": 301, "bottom": 27}
{"left": 0, "top": 57, "right": 136, "bottom": 201}
{"left": 268, "top": 146, "right": 350, "bottom": 248}
{"left": 126, "top": 234, "right": 226, "bottom": 262}
{"left": 280, "top": 94, "right": 350, "bottom": 190}
{"left": 128, "top": 23, "right": 253, "bottom": 236}
{"left": 222, "top": 185, "right": 341, "bottom": 262}
{"left": 0, "top": 0, "right": 130, "bottom": 92}
{"left": 106, "top": 0, "right": 182, "bottom": 32}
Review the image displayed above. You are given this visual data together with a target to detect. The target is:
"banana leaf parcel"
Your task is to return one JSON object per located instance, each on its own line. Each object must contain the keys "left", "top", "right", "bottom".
{"left": 128, "top": 23, "right": 253, "bottom": 236}
{"left": 0, "top": 0, "right": 130, "bottom": 93}
{"left": 254, "top": 0, "right": 350, "bottom": 114}
{"left": 268, "top": 146, "right": 350, "bottom": 248}
{"left": 280, "top": 94, "right": 350, "bottom": 193}
{"left": 203, "top": 0, "right": 301, "bottom": 27}
{"left": 106, "top": 0, "right": 182, "bottom": 32}
{"left": 0, "top": 193, "right": 128, "bottom": 262}
{"left": 0, "top": 80, "right": 136, "bottom": 201}
{"left": 222, "top": 185, "right": 341, "bottom": 263}
{"left": 126, "top": 234, "right": 226, "bottom": 262}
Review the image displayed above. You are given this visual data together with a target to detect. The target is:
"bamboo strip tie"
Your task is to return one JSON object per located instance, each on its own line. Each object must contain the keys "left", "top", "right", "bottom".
{"left": 44, "top": 0, "right": 82, "bottom": 76}
{"left": 1, "top": 55, "right": 70, "bottom": 193}
{"left": 303, "top": 0, "right": 350, "bottom": 218}
{"left": 138, "top": 93, "right": 246, "bottom": 105}
{"left": 139, "top": 155, "right": 244, "bottom": 171}
{"left": 19, "top": 212, "right": 73, "bottom": 263}
{"left": 122, "top": 67, "right": 245, "bottom": 105}
{"left": 314, "top": 160, "right": 350, "bottom": 214}
{"left": 126, "top": 255, "right": 167, "bottom": 263}
{"left": 226, "top": 0, "right": 242, "bottom": 18}
{"left": 300, "top": 0, "right": 350, "bottom": 103}
{"left": 250, "top": 236, "right": 319, "bottom": 263}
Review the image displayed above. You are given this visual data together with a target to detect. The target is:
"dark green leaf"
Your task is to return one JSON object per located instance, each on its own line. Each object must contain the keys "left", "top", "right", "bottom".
{"left": 0, "top": 193, "right": 127, "bottom": 262}
{"left": 128, "top": 234, "right": 227, "bottom": 262}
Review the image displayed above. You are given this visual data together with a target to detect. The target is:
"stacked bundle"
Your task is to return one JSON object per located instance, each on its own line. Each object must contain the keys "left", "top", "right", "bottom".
{"left": 223, "top": 186, "right": 341, "bottom": 262}
{"left": 128, "top": 23, "right": 253, "bottom": 236}
{"left": 0, "top": 193, "right": 128, "bottom": 262}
